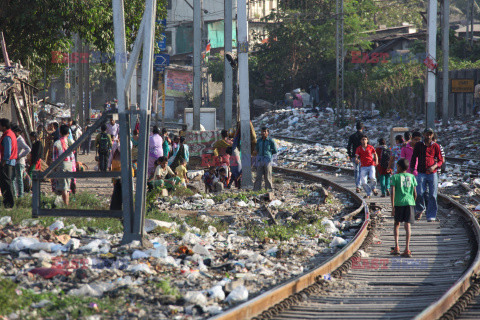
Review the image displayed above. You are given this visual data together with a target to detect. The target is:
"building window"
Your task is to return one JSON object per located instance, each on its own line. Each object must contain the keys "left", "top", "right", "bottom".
{"left": 165, "top": 31, "right": 172, "bottom": 47}
{"left": 167, "top": 0, "right": 172, "bottom": 9}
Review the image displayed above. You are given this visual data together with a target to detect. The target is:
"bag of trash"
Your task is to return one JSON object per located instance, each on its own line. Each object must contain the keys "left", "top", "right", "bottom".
{"left": 329, "top": 236, "right": 347, "bottom": 248}
{"left": 225, "top": 285, "right": 249, "bottom": 304}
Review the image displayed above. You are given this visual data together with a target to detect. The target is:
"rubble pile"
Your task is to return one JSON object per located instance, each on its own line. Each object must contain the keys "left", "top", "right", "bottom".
{"left": 253, "top": 107, "right": 480, "bottom": 160}
{"left": 0, "top": 179, "right": 361, "bottom": 319}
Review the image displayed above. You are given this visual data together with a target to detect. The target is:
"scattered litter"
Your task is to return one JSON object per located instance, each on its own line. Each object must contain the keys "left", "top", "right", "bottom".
{"left": 48, "top": 220, "right": 64, "bottom": 231}
{"left": 330, "top": 236, "right": 347, "bottom": 248}
{"left": 0, "top": 216, "right": 12, "bottom": 225}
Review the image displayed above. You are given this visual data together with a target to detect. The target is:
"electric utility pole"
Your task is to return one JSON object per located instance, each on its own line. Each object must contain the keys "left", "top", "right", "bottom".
{"left": 193, "top": 0, "right": 202, "bottom": 130}
{"left": 442, "top": 0, "right": 450, "bottom": 125}
{"left": 425, "top": 0, "right": 438, "bottom": 129}
{"left": 238, "top": 0, "right": 252, "bottom": 188}
{"left": 335, "top": 0, "right": 344, "bottom": 124}
{"left": 224, "top": 0, "right": 233, "bottom": 130}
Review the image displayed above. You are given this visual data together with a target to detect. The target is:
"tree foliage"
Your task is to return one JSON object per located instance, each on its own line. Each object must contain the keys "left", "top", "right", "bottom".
{"left": 0, "top": 0, "right": 167, "bottom": 85}
{"left": 248, "top": 0, "right": 377, "bottom": 101}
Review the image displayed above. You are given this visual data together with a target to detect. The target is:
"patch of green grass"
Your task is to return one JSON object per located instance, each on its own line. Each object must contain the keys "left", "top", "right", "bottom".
{"left": 147, "top": 209, "right": 176, "bottom": 222}
{"left": 245, "top": 216, "right": 327, "bottom": 241}
{"left": 210, "top": 189, "right": 267, "bottom": 203}
{"left": 153, "top": 278, "right": 181, "bottom": 298}
{"left": 273, "top": 177, "right": 284, "bottom": 184}
{"left": 146, "top": 186, "right": 194, "bottom": 211}
{"left": 1, "top": 193, "right": 122, "bottom": 234}
{"left": 184, "top": 215, "right": 229, "bottom": 234}
{"left": 0, "top": 278, "right": 131, "bottom": 319}
{"left": 170, "top": 186, "right": 195, "bottom": 197}
{"left": 296, "top": 188, "right": 310, "bottom": 198}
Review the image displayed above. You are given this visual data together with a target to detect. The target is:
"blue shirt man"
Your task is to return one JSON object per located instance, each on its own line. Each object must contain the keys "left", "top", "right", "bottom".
{"left": 254, "top": 127, "right": 277, "bottom": 191}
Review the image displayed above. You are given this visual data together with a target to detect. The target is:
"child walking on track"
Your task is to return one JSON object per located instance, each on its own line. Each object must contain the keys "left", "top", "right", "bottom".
{"left": 376, "top": 138, "right": 391, "bottom": 197}
{"left": 355, "top": 135, "right": 379, "bottom": 199}
{"left": 390, "top": 158, "right": 417, "bottom": 258}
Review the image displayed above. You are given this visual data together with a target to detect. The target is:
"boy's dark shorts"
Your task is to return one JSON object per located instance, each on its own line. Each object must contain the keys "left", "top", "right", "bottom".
{"left": 394, "top": 206, "right": 415, "bottom": 223}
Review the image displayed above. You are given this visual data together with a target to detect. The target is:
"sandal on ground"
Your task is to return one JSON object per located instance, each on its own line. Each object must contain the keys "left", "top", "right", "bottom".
{"left": 364, "top": 195, "right": 370, "bottom": 199}
{"left": 390, "top": 246, "right": 400, "bottom": 255}
{"left": 356, "top": 187, "right": 361, "bottom": 193}
{"left": 373, "top": 189, "right": 379, "bottom": 196}
{"left": 401, "top": 250, "right": 412, "bottom": 258}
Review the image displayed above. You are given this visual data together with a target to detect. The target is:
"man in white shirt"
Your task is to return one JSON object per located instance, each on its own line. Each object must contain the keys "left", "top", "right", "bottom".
{"left": 106, "top": 118, "right": 119, "bottom": 141}
{"left": 12, "top": 125, "right": 31, "bottom": 198}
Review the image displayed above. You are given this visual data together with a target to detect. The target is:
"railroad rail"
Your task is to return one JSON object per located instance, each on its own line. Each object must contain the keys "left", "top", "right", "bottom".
{"left": 209, "top": 156, "right": 480, "bottom": 320}
{"left": 210, "top": 168, "right": 370, "bottom": 320}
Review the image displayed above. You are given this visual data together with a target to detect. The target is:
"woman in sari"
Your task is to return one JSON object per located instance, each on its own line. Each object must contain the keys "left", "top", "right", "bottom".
{"left": 148, "top": 126, "right": 163, "bottom": 178}
{"left": 170, "top": 136, "right": 189, "bottom": 170}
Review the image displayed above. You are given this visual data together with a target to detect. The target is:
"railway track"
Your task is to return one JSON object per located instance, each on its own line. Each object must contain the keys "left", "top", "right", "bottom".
{"left": 272, "top": 135, "right": 480, "bottom": 176}
{"left": 209, "top": 156, "right": 480, "bottom": 320}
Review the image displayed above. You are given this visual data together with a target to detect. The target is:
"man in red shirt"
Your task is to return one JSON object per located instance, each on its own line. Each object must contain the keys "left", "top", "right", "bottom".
{"left": 355, "top": 135, "right": 379, "bottom": 199}
{"left": 0, "top": 118, "right": 18, "bottom": 208}
{"left": 410, "top": 128, "right": 443, "bottom": 222}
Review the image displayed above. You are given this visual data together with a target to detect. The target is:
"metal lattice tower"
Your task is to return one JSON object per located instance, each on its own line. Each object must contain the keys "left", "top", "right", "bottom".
{"left": 335, "top": 0, "right": 344, "bottom": 123}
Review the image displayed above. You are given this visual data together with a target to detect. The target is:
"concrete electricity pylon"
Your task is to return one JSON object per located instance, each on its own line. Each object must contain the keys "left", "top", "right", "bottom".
{"left": 425, "top": 0, "right": 437, "bottom": 129}
{"left": 335, "top": 0, "right": 344, "bottom": 124}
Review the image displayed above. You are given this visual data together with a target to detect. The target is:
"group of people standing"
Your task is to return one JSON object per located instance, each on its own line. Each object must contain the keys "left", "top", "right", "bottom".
{"left": 202, "top": 125, "right": 278, "bottom": 193}
{"left": 0, "top": 118, "right": 44, "bottom": 208}
{"left": 348, "top": 121, "right": 444, "bottom": 257}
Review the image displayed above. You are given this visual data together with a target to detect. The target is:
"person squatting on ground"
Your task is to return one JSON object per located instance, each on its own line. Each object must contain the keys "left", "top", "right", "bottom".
{"left": 347, "top": 121, "right": 364, "bottom": 193}
{"left": 12, "top": 125, "right": 31, "bottom": 198}
{"left": 410, "top": 128, "right": 443, "bottom": 222}
{"left": 0, "top": 118, "right": 18, "bottom": 208}
{"left": 390, "top": 158, "right": 417, "bottom": 258}
{"left": 355, "top": 134, "right": 379, "bottom": 199}
{"left": 95, "top": 124, "right": 112, "bottom": 172}
{"left": 254, "top": 127, "right": 277, "bottom": 191}
{"left": 52, "top": 124, "right": 75, "bottom": 206}
{"left": 203, "top": 166, "right": 224, "bottom": 193}
{"left": 175, "top": 158, "right": 189, "bottom": 188}
{"left": 147, "top": 156, "right": 180, "bottom": 191}
{"left": 375, "top": 138, "right": 391, "bottom": 197}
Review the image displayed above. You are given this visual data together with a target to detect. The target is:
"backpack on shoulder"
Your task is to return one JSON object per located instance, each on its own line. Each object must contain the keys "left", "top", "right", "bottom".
{"left": 379, "top": 146, "right": 391, "bottom": 169}
{"left": 98, "top": 133, "right": 110, "bottom": 154}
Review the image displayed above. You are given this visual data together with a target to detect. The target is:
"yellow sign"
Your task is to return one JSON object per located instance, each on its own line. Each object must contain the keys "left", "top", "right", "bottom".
{"left": 451, "top": 79, "right": 474, "bottom": 93}
{"left": 65, "top": 83, "right": 71, "bottom": 89}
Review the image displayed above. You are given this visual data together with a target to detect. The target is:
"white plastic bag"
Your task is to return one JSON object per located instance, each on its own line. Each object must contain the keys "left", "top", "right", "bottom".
{"left": 225, "top": 285, "right": 249, "bottom": 304}
{"left": 207, "top": 286, "right": 225, "bottom": 301}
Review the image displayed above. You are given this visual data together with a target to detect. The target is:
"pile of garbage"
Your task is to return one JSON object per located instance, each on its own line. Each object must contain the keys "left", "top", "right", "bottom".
{"left": 252, "top": 107, "right": 480, "bottom": 160}
{"left": 0, "top": 179, "right": 362, "bottom": 319}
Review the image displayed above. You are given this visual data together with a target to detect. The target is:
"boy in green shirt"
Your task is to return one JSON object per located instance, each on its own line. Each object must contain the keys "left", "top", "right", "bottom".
{"left": 390, "top": 158, "right": 417, "bottom": 258}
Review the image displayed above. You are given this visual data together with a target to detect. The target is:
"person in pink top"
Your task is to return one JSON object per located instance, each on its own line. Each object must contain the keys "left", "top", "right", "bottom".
{"left": 401, "top": 131, "right": 422, "bottom": 176}
{"left": 292, "top": 90, "right": 303, "bottom": 108}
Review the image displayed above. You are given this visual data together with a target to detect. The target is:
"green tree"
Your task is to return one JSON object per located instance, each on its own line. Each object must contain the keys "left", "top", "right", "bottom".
{"left": 0, "top": 0, "right": 167, "bottom": 85}
{"left": 250, "top": 0, "right": 377, "bottom": 102}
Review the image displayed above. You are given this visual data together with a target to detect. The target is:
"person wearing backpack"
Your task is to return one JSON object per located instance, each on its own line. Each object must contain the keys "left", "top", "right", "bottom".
{"left": 95, "top": 124, "right": 112, "bottom": 172}
{"left": 376, "top": 138, "right": 391, "bottom": 197}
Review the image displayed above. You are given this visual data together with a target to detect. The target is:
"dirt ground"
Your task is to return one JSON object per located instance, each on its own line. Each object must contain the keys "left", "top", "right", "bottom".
{"left": 40, "top": 144, "right": 114, "bottom": 199}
